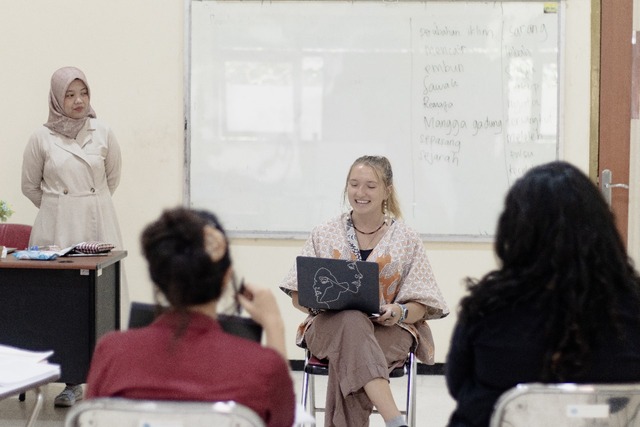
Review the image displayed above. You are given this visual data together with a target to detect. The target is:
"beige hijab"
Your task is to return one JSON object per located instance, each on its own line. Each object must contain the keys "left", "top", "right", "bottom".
{"left": 44, "top": 66, "right": 97, "bottom": 139}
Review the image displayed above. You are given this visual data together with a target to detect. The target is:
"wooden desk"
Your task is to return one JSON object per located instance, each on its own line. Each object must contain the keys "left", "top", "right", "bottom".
{"left": 0, "top": 251, "right": 126, "bottom": 384}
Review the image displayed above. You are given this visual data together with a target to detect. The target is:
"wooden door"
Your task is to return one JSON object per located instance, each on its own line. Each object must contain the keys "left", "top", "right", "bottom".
{"left": 598, "top": 0, "right": 632, "bottom": 246}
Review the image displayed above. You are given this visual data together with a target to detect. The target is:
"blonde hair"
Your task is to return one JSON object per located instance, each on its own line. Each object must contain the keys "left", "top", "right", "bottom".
{"left": 343, "top": 155, "right": 402, "bottom": 219}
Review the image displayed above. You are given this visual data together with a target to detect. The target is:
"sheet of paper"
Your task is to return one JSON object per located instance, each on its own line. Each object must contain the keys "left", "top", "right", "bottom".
{"left": 0, "top": 344, "right": 59, "bottom": 388}
{"left": 0, "top": 360, "right": 60, "bottom": 386}
{"left": 0, "top": 344, "right": 53, "bottom": 362}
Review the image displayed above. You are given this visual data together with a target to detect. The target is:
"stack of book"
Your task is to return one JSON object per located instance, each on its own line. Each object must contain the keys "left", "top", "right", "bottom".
{"left": 0, "top": 344, "right": 60, "bottom": 397}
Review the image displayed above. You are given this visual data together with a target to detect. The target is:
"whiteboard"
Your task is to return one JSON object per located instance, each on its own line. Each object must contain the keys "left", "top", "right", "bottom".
{"left": 187, "top": 0, "right": 561, "bottom": 240}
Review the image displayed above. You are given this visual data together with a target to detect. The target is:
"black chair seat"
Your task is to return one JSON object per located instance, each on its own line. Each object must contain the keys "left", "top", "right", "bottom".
{"left": 304, "top": 354, "right": 406, "bottom": 377}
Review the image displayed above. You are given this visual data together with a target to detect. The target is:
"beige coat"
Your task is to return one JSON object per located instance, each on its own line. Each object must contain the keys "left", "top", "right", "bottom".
{"left": 21, "top": 118, "right": 122, "bottom": 249}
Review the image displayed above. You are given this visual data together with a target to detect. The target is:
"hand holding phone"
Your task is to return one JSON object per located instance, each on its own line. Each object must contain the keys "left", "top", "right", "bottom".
{"left": 238, "top": 280, "right": 253, "bottom": 300}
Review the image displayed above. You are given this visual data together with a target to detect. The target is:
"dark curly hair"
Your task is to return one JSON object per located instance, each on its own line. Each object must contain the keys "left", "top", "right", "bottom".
{"left": 458, "top": 161, "right": 640, "bottom": 381}
{"left": 141, "top": 207, "right": 231, "bottom": 330}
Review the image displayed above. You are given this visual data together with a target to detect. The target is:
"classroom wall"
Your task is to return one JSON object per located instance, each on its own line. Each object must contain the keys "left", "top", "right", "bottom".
{"left": 0, "top": 0, "right": 592, "bottom": 362}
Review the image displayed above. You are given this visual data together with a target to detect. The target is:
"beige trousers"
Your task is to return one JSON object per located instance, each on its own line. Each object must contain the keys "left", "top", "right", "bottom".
{"left": 304, "top": 310, "right": 413, "bottom": 427}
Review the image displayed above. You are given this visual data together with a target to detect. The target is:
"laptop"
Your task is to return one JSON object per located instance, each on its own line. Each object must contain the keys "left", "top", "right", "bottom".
{"left": 296, "top": 256, "right": 381, "bottom": 314}
{"left": 128, "top": 302, "right": 262, "bottom": 343}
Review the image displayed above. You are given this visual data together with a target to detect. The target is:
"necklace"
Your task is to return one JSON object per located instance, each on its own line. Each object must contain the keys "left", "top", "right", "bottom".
{"left": 351, "top": 214, "right": 385, "bottom": 235}
{"left": 353, "top": 222, "right": 384, "bottom": 235}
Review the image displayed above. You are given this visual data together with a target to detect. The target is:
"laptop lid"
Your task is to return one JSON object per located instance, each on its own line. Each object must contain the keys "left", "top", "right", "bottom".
{"left": 296, "top": 256, "right": 380, "bottom": 314}
{"left": 128, "top": 302, "right": 262, "bottom": 343}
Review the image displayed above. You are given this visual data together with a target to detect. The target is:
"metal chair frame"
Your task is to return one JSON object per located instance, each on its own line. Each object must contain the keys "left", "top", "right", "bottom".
{"left": 300, "top": 348, "right": 417, "bottom": 426}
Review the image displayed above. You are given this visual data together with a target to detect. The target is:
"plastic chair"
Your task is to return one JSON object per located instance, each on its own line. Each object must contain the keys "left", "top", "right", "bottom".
{"left": 490, "top": 382, "right": 640, "bottom": 427}
{"left": 64, "top": 398, "right": 265, "bottom": 427}
{"left": 0, "top": 223, "right": 32, "bottom": 250}
{"left": 300, "top": 348, "right": 417, "bottom": 426}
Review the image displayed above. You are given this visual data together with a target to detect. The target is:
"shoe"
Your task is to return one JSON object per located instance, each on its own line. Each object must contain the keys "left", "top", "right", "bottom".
{"left": 54, "top": 385, "right": 83, "bottom": 407}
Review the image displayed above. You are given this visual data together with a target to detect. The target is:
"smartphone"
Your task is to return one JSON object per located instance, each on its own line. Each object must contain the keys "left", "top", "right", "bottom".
{"left": 234, "top": 277, "right": 251, "bottom": 314}
{"left": 238, "top": 279, "right": 253, "bottom": 300}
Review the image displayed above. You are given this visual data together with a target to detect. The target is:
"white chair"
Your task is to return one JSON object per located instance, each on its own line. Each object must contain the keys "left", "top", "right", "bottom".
{"left": 300, "top": 348, "right": 417, "bottom": 426}
{"left": 64, "top": 398, "right": 265, "bottom": 427}
{"left": 490, "top": 382, "right": 640, "bottom": 427}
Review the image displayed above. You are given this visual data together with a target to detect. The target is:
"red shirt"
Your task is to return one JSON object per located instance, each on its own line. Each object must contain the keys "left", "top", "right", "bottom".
{"left": 86, "top": 312, "right": 295, "bottom": 427}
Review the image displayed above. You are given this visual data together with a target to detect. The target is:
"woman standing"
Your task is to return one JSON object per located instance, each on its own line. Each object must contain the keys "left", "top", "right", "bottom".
{"left": 21, "top": 66, "right": 122, "bottom": 252}
{"left": 280, "top": 155, "right": 449, "bottom": 427}
{"left": 21, "top": 66, "right": 123, "bottom": 407}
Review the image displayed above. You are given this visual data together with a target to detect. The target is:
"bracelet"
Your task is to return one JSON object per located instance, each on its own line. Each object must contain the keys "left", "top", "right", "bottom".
{"left": 308, "top": 307, "right": 322, "bottom": 316}
{"left": 395, "top": 303, "right": 408, "bottom": 323}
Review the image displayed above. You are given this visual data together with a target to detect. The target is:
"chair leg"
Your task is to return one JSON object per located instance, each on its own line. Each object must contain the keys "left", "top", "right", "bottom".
{"left": 302, "top": 351, "right": 417, "bottom": 425}
{"left": 301, "top": 369, "right": 310, "bottom": 412}
{"left": 25, "top": 387, "right": 44, "bottom": 427}
{"left": 308, "top": 372, "right": 317, "bottom": 418}
{"left": 406, "top": 352, "right": 417, "bottom": 427}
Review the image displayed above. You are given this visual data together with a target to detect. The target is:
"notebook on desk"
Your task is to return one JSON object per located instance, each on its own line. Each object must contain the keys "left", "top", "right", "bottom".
{"left": 296, "top": 256, "right": 381, "bottom": 314}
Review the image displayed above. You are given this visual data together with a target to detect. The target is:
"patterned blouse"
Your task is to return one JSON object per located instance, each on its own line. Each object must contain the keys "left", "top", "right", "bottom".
{"left": 279, "top": 212, "right": 449, "bottom": 364}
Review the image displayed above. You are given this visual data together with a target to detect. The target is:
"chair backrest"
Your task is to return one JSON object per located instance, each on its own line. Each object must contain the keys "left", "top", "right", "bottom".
{"left": 0, "top": 223, "right": 32, "bottom": 250}
{"left": 490, "top": 382, "right": 640, "bottom": 427}
{"left": 128, "top": 301, "right": 159, "bottom": 329}
{"left": 128, "top": 301, "right": 263, "bottom": 342}
{"left": 64, "top": 398, "right": 266, "bottom": 427}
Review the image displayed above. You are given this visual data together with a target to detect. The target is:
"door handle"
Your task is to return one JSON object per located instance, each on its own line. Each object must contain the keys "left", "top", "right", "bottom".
{"left": 600, "top": 169, "right": 630, "bottom": 206}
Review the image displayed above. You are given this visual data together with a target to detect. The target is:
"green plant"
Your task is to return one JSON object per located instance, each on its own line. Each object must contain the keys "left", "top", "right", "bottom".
{"left": 0, "top": 200, "right": 14, "bottom": 222}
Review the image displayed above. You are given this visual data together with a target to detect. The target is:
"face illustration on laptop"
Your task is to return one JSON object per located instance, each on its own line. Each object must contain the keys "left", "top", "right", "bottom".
{"left": 297, "top": 256, "right": 380, "bottom": 314}
{"left": 313, "top": 262, "right": 363, "bottom": 307}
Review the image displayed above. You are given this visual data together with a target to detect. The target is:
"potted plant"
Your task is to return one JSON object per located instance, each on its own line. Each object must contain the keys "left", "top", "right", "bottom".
{"left": 0, "top": 200, "right": 14, "bottom": 222}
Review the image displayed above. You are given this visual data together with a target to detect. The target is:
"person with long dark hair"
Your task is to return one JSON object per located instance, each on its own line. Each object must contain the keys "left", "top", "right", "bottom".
{"left": 445, "top": 161, "right": 640, "bottom": 427}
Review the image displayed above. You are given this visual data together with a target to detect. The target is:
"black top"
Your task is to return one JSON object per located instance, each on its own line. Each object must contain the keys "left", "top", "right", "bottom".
{"left": 445, "top": 292, "right": 640, "bottom": 427}
{"left": 359, "top": 249, "right": 373, "bottom": 260}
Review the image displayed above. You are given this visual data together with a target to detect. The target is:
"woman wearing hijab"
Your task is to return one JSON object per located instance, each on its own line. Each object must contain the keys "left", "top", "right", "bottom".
{"left": 22, "top": 66, "right": 122, "bottom": 252}
{"left": 21, "top": 66, "right": 123, "bottom": 407}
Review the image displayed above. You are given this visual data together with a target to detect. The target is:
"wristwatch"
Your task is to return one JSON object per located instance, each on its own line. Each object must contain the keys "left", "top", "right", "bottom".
{"left": 396, "top": 303, "right": 408, "bottom": 323}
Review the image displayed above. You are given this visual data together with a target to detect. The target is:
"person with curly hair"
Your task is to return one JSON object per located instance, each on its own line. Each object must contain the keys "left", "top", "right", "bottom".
{"left": 445, "top": 161, "right": 640, "bottom": 427}
{"left": 86, "top": 207, "right": 295, "bottom": 426}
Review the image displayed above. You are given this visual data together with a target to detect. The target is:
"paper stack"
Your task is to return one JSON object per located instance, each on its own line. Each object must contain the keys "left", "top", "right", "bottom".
{"left": 0, "top": 344, "right": 60, "bottom": 392}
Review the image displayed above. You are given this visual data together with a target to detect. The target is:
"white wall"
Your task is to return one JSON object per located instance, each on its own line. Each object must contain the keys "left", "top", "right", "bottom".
{"left": 0, "top": 0, "right": 592, "bottom": 362}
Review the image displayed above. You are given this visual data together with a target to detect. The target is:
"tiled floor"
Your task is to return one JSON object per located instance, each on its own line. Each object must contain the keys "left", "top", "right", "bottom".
{"left": 0, "top": 372, "right": 456, "bottom": 426}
